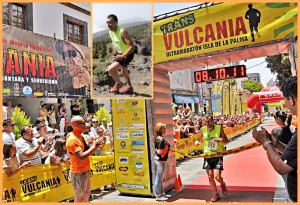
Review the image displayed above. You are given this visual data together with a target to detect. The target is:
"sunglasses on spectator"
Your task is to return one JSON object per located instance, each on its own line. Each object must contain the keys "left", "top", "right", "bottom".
{"left": 62, "top": 50, "right": 77, "bottom": 60}
{"left": 92, "top": 121, "right": 98, "bottom": 123}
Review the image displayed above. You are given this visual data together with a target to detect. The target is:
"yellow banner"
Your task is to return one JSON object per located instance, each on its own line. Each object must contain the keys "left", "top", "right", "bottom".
{"left": 153, "top": 3, "right": 297, "bottom": 63}
{"left": 112, "top": 99, "right": 151, "bottom": 196}
{"left": 2, "top": 156, "right": 115, "bottom": 202}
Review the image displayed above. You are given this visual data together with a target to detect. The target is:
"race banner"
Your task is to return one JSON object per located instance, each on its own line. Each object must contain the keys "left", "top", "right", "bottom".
{"left": 2, "top": 155, "right": 115, "bottom": 202}
{"left": 2, "top": 25, "right": 91, "bottom": 98}
{"left": 153, "top": 3, "right": 297, "bottom": 63}
{"left": 112, "top": 99, "right": 152, "bottom": 196}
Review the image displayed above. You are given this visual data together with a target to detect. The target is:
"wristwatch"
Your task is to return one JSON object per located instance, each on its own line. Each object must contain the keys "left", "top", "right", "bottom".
{"left": 263, "top": 140, "right": 273, "bottom": 150}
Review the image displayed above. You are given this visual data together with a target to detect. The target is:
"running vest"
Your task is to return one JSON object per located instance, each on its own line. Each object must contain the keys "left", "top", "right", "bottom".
{"left": 202, "top": 125, "right": 225, "bottom": 154}
{"left": 109, "top": 26, "right": 129, "bottom": 54}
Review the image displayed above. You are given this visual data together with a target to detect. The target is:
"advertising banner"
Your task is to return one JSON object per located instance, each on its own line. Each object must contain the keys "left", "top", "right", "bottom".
{"left": 112, "top": 99, "right": 151, "bottom": 196}
{"left": 2, "top": 156, "right": 115, "bottom": 202}
{"left": 212, "top": 94, "right": 222, "bottom": 114}
{"left": 2, "top": 25, "right": 91, "bottom": 98}
{"left": 154, "top": 3, "right": 297, "bottom": 63}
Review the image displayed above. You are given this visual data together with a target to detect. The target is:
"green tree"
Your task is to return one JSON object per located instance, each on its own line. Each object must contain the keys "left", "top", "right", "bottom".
{"left": 265, "top": 54, "right": 292, "bottom": 83}
{"left": 243, "top": 80, "right": 264, "bottom": 93}
{"left": 93, "top": 106, "right": 111, "bottom": 124}
{"left": 11, "top": 107, "right": 32, "bottom": 139}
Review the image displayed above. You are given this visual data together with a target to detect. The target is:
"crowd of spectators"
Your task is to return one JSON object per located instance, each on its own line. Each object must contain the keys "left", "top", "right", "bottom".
{"left": 173, "top": 105, "right": 262, "bottom": 140}
{"left": 2, "top": 99, "right": 115, "bottom": 191}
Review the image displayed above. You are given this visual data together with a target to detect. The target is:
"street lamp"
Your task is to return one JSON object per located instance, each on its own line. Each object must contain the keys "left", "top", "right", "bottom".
{"left": 238, "top": 91, "right": 243, "bottom": 115}
{"left": 206, "top": 82, "right": 213, "bottom": 116}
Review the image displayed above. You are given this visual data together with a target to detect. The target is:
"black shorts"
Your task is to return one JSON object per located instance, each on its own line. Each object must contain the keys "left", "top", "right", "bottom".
{"left": 203, "top": 157, "right": 224, "bottom": 170}
{"left": 115, "top": 52, "right": 134, "bottom": 67}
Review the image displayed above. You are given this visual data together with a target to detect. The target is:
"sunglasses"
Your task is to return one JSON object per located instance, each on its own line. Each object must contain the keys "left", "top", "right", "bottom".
{"left": 62, "top": 50, "right": 77, "bottom": 60}
{"left": 92, "top": 121, "right": 98, "bottom": 123}
{"left": 76, "top": 121, "right": 85, "bottom": 125}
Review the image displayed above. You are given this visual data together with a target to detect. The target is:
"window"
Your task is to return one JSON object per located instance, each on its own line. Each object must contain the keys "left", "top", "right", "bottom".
{"left": 63, "top": 14, "right": 88, "bottom": 46}
{"left": 2, "top": 3, "right": 33, "bottom": 31}
{"left": 66, "top": 22, "right": 83, "bottom": 44}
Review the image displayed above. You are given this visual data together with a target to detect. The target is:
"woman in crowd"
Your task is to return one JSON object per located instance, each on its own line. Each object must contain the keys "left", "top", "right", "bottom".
{"left": 272, "top": 111, "right": 293, "bottom": 145}
{"left": 3, "top": 143, "right": 31, "bottom": 176}
{"left": 97, "top": 127, "right": 116, "bottom": 191}
{"left": 39, "top": 103, "right": 49, "bottom": 126}
{"left": 48, "top": 104, "right": 57, "bottom": 129}
{"left": 59, "top": 103, "right": 68, "bottom": 133}
{"left": 154, "top": 123, "right": 171, "bottom": 201}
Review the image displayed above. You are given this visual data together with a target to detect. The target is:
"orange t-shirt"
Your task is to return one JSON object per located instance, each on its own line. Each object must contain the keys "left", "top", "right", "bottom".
{"left": 66, "top": 132, "right": 90, "bottom": 173}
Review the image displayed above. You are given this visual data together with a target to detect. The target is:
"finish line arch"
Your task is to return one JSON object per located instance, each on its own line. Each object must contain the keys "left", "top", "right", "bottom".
{"left": 247, "top": 87, "right": 284, "bottom": 114}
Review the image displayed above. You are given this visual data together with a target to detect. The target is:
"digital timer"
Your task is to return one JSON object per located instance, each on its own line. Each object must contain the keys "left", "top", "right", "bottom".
{"left": 194, "top": 65, "right": 247, "bottom": 83}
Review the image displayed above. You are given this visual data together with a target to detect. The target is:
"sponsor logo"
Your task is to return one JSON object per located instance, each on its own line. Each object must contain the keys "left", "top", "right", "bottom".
{"left": 132, "top": 130, "right": 144, "bottom": 137}
{"left": 136, "top": 162, "right": 142, "bottom": 170}
{"left": 119, "top": 157, "right": 128, "bottom": 163}
{"left": 131, "top": 101, "right": 138, "bottom": 106}
{"left": 34, "top": 92, "right": 44, "bottom": 97}
{"left": 116, "top": 99, "right": 126, "bottom": 103}
{"left": 44, "top": 90, "right": 48, "bottom": 97}
{"left": 3, "top": 88, "right": 11, "bottom": 94}
{"left": 48, "top": 93, "right": 56, "bottom": 97}
{"left": 132, "top": 155, "right": 145, "bottom": 160}
{"left": 116, "top": 127, "right": 129, "bottom": 131}
{"left": 116, "top": 132, "right": 129, "bottom": 139}
{"left": 132, "top": 112, "right": 140, "bottom": 121}
{"left": 130, "top": 124, "right": 144, "bottom": 129}
{"left": 119, "top": 118, "right": 125, "bottom": 126}
{"left": 131, "top": 140, "right": 144, "bottom": 146}
{"left": 119, "top": 167, "right": 128, "bottom": 171}
{"left": 117, "top": 105, "right": 125, "bottom": 113}
{"left": 131, "top": 149, "right": 144, "bottom": 154}
{"left": 119, "top": 183, "right": 146, "bottom": 189}
{"left": 23, "top": 86, "right": 32, "bottom": 97}
{"left": 134, "top": 171, "right": 144, "bottom": 177}
{"left": 120, "top": 141, "right": 126, "bottom": 148}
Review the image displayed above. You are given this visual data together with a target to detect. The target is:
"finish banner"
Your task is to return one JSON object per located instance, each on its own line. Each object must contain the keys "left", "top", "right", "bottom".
{"left": 2, "top": 25, "right": 91, "bottom": 98}
{"left": 112, "top": 99, "right": 152, "bottom": 196}
{"left": 2, "top": 155, "right": 115, "bottom": 202}
{"left": 153, "top": 3, "right": 297, "bottom": 63}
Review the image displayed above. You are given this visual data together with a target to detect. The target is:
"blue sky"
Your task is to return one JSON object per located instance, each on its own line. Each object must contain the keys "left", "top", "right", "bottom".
{"left": 153, "top": 3, "right": 276, "bottom": 87}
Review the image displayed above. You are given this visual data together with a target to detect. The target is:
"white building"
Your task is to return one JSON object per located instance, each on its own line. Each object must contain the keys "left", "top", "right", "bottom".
{"left": 3, "top": 3, "right": 91, "bottom": 46}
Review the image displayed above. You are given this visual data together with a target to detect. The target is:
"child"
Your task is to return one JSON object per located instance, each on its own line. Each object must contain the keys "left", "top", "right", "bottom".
{"left": 3, "top": 143, "right": 31, "bottom": 176}
{"left": 45, "top": 139, "right": 70, "bottom": 166}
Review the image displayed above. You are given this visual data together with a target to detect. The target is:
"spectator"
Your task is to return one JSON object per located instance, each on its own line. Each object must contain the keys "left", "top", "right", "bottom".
{"left": 45, "top": 139, "right": 70, "bottom": 166}
{"left": 90, "top": 118, "right": 99, "bottom": 138}
{"left": 97, "top": 127, "right": 116, "bottom": 191}
{"left": 2, "top": 103, "right": 8, "bottom": 121}
{"left": 17, "top": 104, "right": 23, "bottom": 112}
{"left": 66, "top": 116, "right": 105, "bottom": 202}
{"left": 2, "top": 119, "right": 16, "bottom": 144}
{"left": 272, "top": 111, "right": 293, "bottom": 145}
{"left": 252, "top": 76, "right": 297, "bottom": 202}
{"left": 70, "top": 100, "right": 80, "bottom": 118}
{"left": 153, "top": 123, "right": 171, "bottom": 201}
{"left": 48, "top": 104, "right": 57, "bottom": 129}
{"left": 59, "top": 103, "right": 68, "bottom": 133}
{"left": 15, "top": 126, "right": 45, "bottom": 167}
{"left": 173, "top": 117, "right": 180, "bottom": 140}
{"left": 3, "top": 143, "right": 31, "bottom": 176}
{"left": 39, "top": 103, "right": 49, "bottom": 126}
{"left": 6, "top": 100, "right": 13, "bottom": 119}
{"left": 84, "top": 123, "right": 93, "bottom": 145}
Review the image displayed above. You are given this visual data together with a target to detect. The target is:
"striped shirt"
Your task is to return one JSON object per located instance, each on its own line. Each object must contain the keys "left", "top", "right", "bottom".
{"left": 15, "top": 137, "right": 42, "bottom": 166}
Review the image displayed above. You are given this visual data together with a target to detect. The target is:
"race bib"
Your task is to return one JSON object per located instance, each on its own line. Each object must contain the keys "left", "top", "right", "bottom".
{"left": 206, "top": 141, "right": 218, "bottom": 151}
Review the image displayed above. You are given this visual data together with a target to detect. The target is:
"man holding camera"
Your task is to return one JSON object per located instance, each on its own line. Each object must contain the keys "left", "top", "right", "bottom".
{"left": 252, "top": 76, "right": 297, "bottom": 202}
{"left": 66, "top": 116, "right": 106, "bottom": 202}
{"left": 106, "top": 14, "right": 135, "bottom": 94}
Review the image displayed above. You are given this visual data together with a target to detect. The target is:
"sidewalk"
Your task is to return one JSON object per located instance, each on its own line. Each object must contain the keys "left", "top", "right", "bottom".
{"left": 91, "top": 117, "right": 286, "bottom": 202}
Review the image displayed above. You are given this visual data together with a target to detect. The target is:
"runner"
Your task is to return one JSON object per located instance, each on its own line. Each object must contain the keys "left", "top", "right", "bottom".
{"left": 198, "top": 116, "right": 229, "bottom": 202}
{"left": 106, "top": 14, "right": 135, "bottom": 94}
